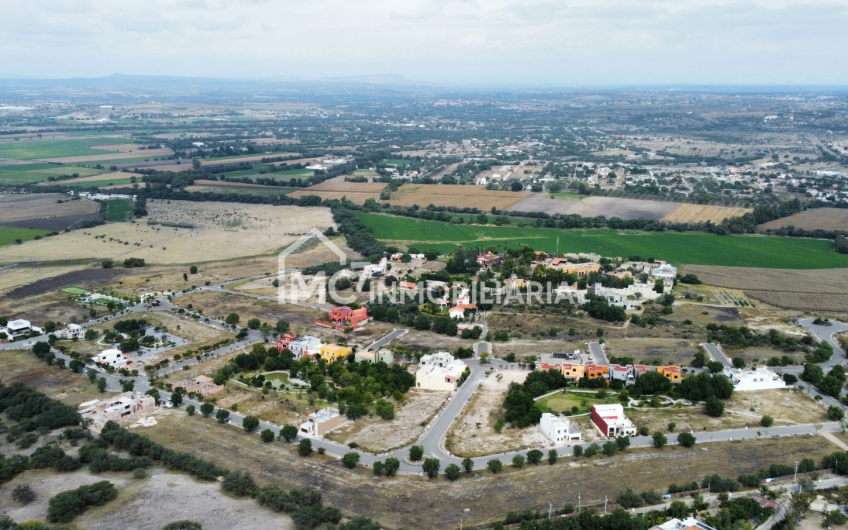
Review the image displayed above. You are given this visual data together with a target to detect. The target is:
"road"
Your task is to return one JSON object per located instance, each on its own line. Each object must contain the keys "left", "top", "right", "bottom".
{"left": 588, "top": 342, "right": 607, "bottom": 365}
{"left": 365, "top": 329, "right": 407, "bottom": 351}
{"left": 799, "top": 317, "right": 848, "bottom": 370}
{"left": 703, "top": 343, "right": 733, "bottom": 368}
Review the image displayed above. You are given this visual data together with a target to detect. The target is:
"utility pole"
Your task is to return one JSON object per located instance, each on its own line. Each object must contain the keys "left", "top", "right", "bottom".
{"left": 605, "top": 495, "right": 608, "bottom": 515}
{"left": 549, "top": 502, "right": 553, "bottom": 520}
{"left": 795, "top": 460, "right": 799, "bottom": 481}
{"left": 578, "top": 491, "right": 581, "bottom": 513}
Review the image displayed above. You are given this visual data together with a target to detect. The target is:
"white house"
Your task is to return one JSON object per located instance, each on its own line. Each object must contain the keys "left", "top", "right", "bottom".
{"left": 3, "top": 319, "right": 37, "bottom": 339}
{"left": 723, "top": 367, "right": 786, "bottom": 391}
{"left": 56, "top": 324, "right": 85, "bottom": 340}
{"left": 651, "top": 264, "right": 677, "bottom": 281}
{"left": 361, "top": 257, "right": 388, "bottom": 278}
{"left": 651, "top": 518, "right": 718, "bottom": 530}
{"left": 95, "top": 348, "right": 130, "bottom": 368}
{"left": 288, "top": 336, "right": 323, "bottom": 360}
{"left": 449, "top": 304, "right": 477, "bottom": 319}
{"left": 591, "top": 404, "right": 637, "bottom": 437}
{"left": 416, "top": 352, "right": 467, "bottom": 391}
{"left": 540, "top": 413, "right": 581, "bottom": 445}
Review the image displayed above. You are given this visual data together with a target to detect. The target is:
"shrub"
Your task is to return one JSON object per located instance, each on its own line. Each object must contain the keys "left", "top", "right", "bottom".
{"left": 678, "top": 432, "right": 696, "bottom": 448}
{"left": 242, "top": 415, "right": 260, "bottom": 432}
{"left": 512, "top": 454, "right": 525, "bottom": 468}
{"left": 422, "top": 458, "right": 440, "bottom": 478}
{"left": 445, "top": 463, "right": 461, "bottom": 481}
{"left": 652, "top": 432, "right": 667, "bottom": 448}
{"left": 548, "top": 449, "right": 558, "bottom": 464}
{"left": 617, "top": 488, "right": 644, "bottom": 508}
{"left": 260, "top": 429, "right": 275, "bottom": 443}
{"left": 487, "top": 459, "right": 503, "bottom": 474}
{"left": 527, "top": 449, "right": 543, "bottom": 465}
{"left": 222, "top": 470, "right": 254, "bottom": 497}
{"left": 12, "top": 485, "right": 35, "bottom": 505}
{"left": 705, "top": 396, "right": 725, "bottom": 417}
{"left": 162, "top": 521, "right": 203, "bottom": 530}
{"left": 409, "top": 445, "right": 424, "bottom": 462}
{"left": 760, "top": 415, "right": 774, "bottom": 427}
{"left": 47, "top": 481, "right": 117, "bottom": 523}
{"left": 342, "top": 452, "right": 360, "bottom": 469}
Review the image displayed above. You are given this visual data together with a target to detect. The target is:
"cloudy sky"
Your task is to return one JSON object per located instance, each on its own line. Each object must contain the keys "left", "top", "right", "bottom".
{"left": 2, "top": 0, "right": 847, "bottom": 86}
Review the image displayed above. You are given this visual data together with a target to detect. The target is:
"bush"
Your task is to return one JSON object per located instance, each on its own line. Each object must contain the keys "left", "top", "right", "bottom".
{"left": 280, "top": 425, "right": 298, "bottom": 442}
{"left": 222, "top": 470, "right": 254, "bottom": 496}
{"left": 573, "top": 445, "right": 583, "bottom": 457}
{"left": 373, "top": 399, "right": 395, "bottom": 420}
{"left": 242, "top": 415, "right": 260, "bottom": 432}
{"left": 162, "top": 521, "right": 203, "bottom": 530}
{"left": 828, "top": 406, "right": 845, "bottom": 421}
{"left": 761, "top": 415, "right": 774, "bottom": 427}
{"left": 47, "top": 481, "right": 117, "bottom": 523}
{"left": 617, "top": 488, "right": 644, "bottom": 508}
{"left": 298, "top": 439, "right": 313, "bottom": 457}
{"left": 512, "top": 454, "right": 525, "bottom": 468}
{"left": 12, "top": 485, "right": 35, "bottom": 505}
{"left": 527, "top": 449, "right": 543, "bottom": 465}
{"left": 652, "top": 432, "right": 667, "bottom": 448}
{"left": 445, "top": 463, "right": 461, "bottom": 481}
{"left": 548, "top": 449, "right": 558, "bottom": 464}
{"left": 487, "top": 459, "right": 503, "bottom": 474}
{"left": 260, "top": 429, "right": 275, "bottom": 443}
{"left": 409, "top": 445, "right": 424, "bottom": 462}
{"left": 342, "top": 452, "right": 360, "bottom": 469}
{"left": 705, "top": 397, "right": 725, "bottom": 417}
{"left": 422, "top": 458, "right": 440, "bottom": 479}
{"left": 678, "top": 432, "right": 696, "bottom": 448}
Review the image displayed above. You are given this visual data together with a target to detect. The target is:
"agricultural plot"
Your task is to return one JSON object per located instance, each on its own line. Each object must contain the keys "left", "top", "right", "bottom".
{"left": 685, "top": 265, "right": 848, "bottom": 294}
{"left": 49, "top": 171, "right": 142, "bottom": 184}
{"left": 746, "top": 291, "right": 848, "bottom": 312}
{"left": 0, "top": 193, "right": 99, "bottom": 223}
{"left": 105, "top": 199, "right": 134, "bottom": 222}
{"left": 63, "top": 177, "right": 136, "bottom": 188}
{"left": 357, "top": 212, "right": 848, "bottom": 269}
{"left": 186, "top": 181, "right": 299, "bottom": 197}
{"left": 39, "top": 147, "right": 174, "bottom": 164}
{"left": 662, "top": 204, "right": 752, "bottom": 224}
{"left": 759, "top": 208, "right": 848, "bottom": 232}
{"left": 384, "top": 184, "right": 531, "bottom": 210}
{"left": 289, "top": 175, "right": 385, "bottom": 204}
{"left": 0, "top": 226, "right": 51, "bottom": 246}
{"left": 0, "top": 137, "right": 129, "bottom": 160}
{"left": 506, "top": 195, "right": 678, "bottom": 220}
{"left": 0, "top": 163, "right": 103, "bottom": 185}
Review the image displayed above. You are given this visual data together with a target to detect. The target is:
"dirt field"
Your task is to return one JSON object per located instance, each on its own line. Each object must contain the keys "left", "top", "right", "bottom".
{"left": 0, "top": 349, "right": 103, "bottom": 408}
{"left": 0, "top": 201, "right": 334, "bottom": 265}
{"left": 39, "top": 147, "right": 173, "bottom": 163}
{"left": 382, "top": 184, "right": 530, "bottom": 210}
{"left": 603, "top": 338, "right": 702, "bottom": 366}
{"left": 0, "top": 290, "right": 96, "bottom": 327}
{"left": 56, "top": 171, "right": 143, "bottom": 183}
{"left": 629, "top": 389, "right": 827, "bottom": 433}
{"left": 445, "top": 369, "right": 548, "bottom": 457}
{"left": 759, "top": 208, "right": 848, "bottom": 231}
{"left": 662, "top": 204, "right": 752, "bottom": 224}
{"left": 0, "top": 193, "right": 99, "bottom": 223}
{"left": 506, "top": 195, "right": 679, "bottom": 220}
{"left": 326, "top": 391, "right": 450, "bottom": 452}
{"left": 0, "top": 264, "right": 89, "bottom": 293}
{"left": 1, "top": 467, "right": 294, "bottom": 530}
{"left": 746, "top": 291, "right": 848, "bottom": 313}
{"left": 0, "top": 267, "right": 128, "bottom": 300}
{"left": 143, "top": 413, "right": 836, "bottom": 529}
{"left": 289, "top": 177, "right": 385, "bottom": 204}
{"left": 684, "top": 265, "right": 848, "bottom": 294}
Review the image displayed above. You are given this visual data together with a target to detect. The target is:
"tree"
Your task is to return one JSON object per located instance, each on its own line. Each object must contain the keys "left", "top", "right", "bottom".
{"left": 652, "top": 431, "right": 668, "bottom": 449}
{"left": 527, "top": 449, "right": 543, "bottom": 465}
{"left": 260, "top": 429, "right": 275, "bottom": 443}
{"left": 87, "top": 369, "right": 97, "bottom": 384}
{"left": 445, "top": 463, "right": 461, "bottom": 481}
{"left": 654, "top": 279, "right": 664, "bottom": 293}
{"left": 298, "top": 439, "right": 313, "bottom": 457}
{"left": 615, "top": 436, "right": 631, "bottom": 451}
{"left": 487, "top": 459, "right": 503, "bottom": 474}
{"left": 617, "top": 488, "right": 644, "bottom": 508}
{"left": 422, "top": 458, "right": 440, "bottom": 478}
{"left": 462, "top": 457, "right": 474, "bottom": 473}
{"left": 200, "top": 403, "right": 214, "bottom": 417}
{"left": 97, "top": 377, "right": 107, "bottom": 393}
{"left": 225, "top": 313, "right": 240, "bottom": 326}
{"left": 12, "top": 484, "right": 35, "bottom": 505}
{"left": 384, "top": 458, "right": 400, "bottom": 477}
{"left": 512, "top": 454, "right": 525, "bottom": 468}
{"left": 668, "top": 499, "right": 688, "bottom": 518}
{"left": 634, "top": 371, "right": 672, "bottom": 394}
{"left": 705, "top": 396, "right": 725, "bottom": 417}
{"left": 678, "top": 432, "right": 696, "bottom": 448}
{"left": 548, "top": 449, "right": 558, "bottom": 464}
{"left": 424, "top": 249, "right": 439, "bottom": 261}
{"left": 222, "top": 470, "right": 254, "bottom": 496}
{"left": 170, "top": 392, "right": 183, "bottom": 407}
{"left": 242, "top": 415, "right": 259, "bottom": 432}
{"left": 373, "top": 399, "right": 395, "bottom": 420}
{"left": 280, "top": 424, "right": 298, "bottom": 442}
{"left": 189, "top": 265, "right": 198, "bottom": 274}
{"left": 573, "top": 445, "right": 584, "bottom": 457}
{"left": 409, "top": 445, "right": 424, "bottom": 462}
{"left": 342, "top": 452, "right": 360, "bottom": 469}
{"left": 275, "top": 319, "right": 290, "bottom": 333}
{"left": 732, "top": 357, "right": 746, "bottom": 369}
{"left": 761, "top": 415, "right": 774, "bottom": 427}
{"left": 602, "top": 441, "right": 618, "bottom": 457}
{"left": 186, "top": 405, "right": 196, "bottom": 417}
{"left": 372, "top": 461, "right": 385, "bottom": 476}
{"left": 216, "top": 409, "right": 230, "bottom": 424}
{"left": 828, "top": 406, "right": 845, "bottom": 421}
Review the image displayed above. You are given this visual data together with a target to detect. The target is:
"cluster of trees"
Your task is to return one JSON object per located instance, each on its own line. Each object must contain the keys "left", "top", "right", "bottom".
{"left": 581, "top": 295, "right": 627, "bottom": 322}
{"left": 738, "top": 459, "right": 817, "bottom": 487}
{"left": 255, "top": 484, "right": 342, "bottom": 530}
{"left": 332, "top": 207, "right": 386, "bottom": 258}
{"left": 503, "top": 370, "right": 568, "bottom": 427}
{"left": 706, "top": 324, "right": 813, "bottom": 353}
{"left": 47, "top": 481, "right": 118, "bottom": 523}
{"left": 0, "top": 381, "right": 81, "bottom": 434}
{"left": 801, "top": 362, "right": 845, "bottom": 398}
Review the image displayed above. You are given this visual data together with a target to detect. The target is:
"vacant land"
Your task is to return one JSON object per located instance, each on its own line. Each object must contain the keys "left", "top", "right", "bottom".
{"left": 105, "top": 199, "right": 134, "bottom": 222}
{"left": 603, "top": 338, "right": 702, "bottom": 366}
{"left": 662, "top": 204, "right": 752, "bottom": 224}
{"left": 186, "top": 182, "right": 300, "bottom": 197}
{"left": 0, "top": 264, "right": 90, "bottom": 293}
{"left": 0, "top": 348, "right": 102, "bottom": 407}
{"left": 746, "top": 291, "right": 848, "bottom": 312}
{"left": 174, "top": 291, "right": 325, "bottom": 331}
{"left": 0, "top": 201, "right": 334, "bottom": 264}
{"left": 506, "top": 195, "right": 679, "bottom": 220}
{"left": 384, "top": 184, "right": 531, "bottom": 210}
{"left": 144, "top": 413, "right": 834, "bottom": 529}
{"left": 759, "top": 208, "right": 848, "bottom": 231}
{"left": 685, "top": 265, "right": 848, "bottom": 294}
{"left": 0, "top": 137, "right": 129, "bottom": 160}
{"left": 326, "top": 391, "right": 449, "bottom": 452}
{"left": 629, "top": 389, "right": 826, "bottom": 433}
{"left": 356, "top": 212, "right": 848, "bottom": 269}
{"left": 289, "top": 176, "right": 385, "bottom": 204}
{"left": 0, "top": 193, "right": 100, "bottom": 223}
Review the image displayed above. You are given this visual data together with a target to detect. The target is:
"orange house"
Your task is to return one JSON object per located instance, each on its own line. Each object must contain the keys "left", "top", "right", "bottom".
{"left": 561, "top": 363, "right": 586, "bottom": 381}
{"left": 657, "top": 366, "right": 682, "bottom": 383}
{"left": 585, "top": 364, "right": 609, "bottom": 380}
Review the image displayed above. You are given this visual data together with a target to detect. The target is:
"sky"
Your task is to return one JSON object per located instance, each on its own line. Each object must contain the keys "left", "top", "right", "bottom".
{"left": 1, "top": 0, "right": 848, "bottom": 86}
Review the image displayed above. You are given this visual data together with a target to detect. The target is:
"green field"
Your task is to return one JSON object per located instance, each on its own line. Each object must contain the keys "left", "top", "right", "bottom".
{"left": 189, "top": 185, "right": 299, "bottom": 197}
{"left": 0, "top": 138, "right": 129, "bottom": 160}
{"left": 63, "top": 178, "right": 136, "bottom": 189}
{"left": 356, "top": 212, "right": 848, "bottom": 269}
{"left": 219, "top": 165, "right": 313, "bottom": 179}
{"left": 61, "top": 287, "right": 91, "bottom": 295}
{"left": 105, "top": 199, "right": 134, "bottom": 222}
{"left": 536, "top": 390, "right": 621, "bottom": 416}
{"left": 0, "top": 227, "right": 51, "bottom": 246}
{"left": 0, "top": 163, "right": 103, "bottom": 185}
{"left": 548, "top": 191, "right": 585, "bottom": 201}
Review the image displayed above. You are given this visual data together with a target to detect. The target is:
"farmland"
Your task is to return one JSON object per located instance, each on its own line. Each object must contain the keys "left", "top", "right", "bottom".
{"left": 746, "top": 291, "right": 848, "bottom": 312}
{"left": 384, "top": 184, "right": 531, "bottom": 210}
{"left": 0, "top": 163, "right": 103, "bottom": 185}
{"left": 684, "top": 265, "right": 848, "bottom": 294}
{"left": 0, "top": 226, "right": 51, "bottom": 245}
{"left": 105, "top": 199, "right": 134, "bottom": 222}
{"left": 186, "top": 180, "right": 299, "bottom": 197}
{"left": 0, "top": 137, "right": 130, "bottom": 160}
{"left": 356, "top": 212, "right": 848, "bottom": 269}
{"left": 506, "top": 195, "right": 678, "bottom": 220}
{"left": 759, "top": 208, "right": 848, "bottom": 231}
{"left": 289, "top": 175, "right": 385, "bottom": 203}
{"left": 662, "top": 204, "right": 752, "bottom": 224}
{"left": 0, "top": 194, "right": 100, "bottom": 224}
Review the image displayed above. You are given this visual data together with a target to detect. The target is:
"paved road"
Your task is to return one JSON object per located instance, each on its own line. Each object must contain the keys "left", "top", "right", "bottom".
{"left": 474, "top": 341, "right": 492, "bottom": 356}
{"left": 588, "top": 342, "right": 607, "bottom": 365}
{"left": 365, "top": 329, "right": 407, "bottom": 351}
{"left": 703, "top": 343, "right": 733, "bottom": 368}
{"left": 799, "top": 317, "right": 848, "bottom": 370}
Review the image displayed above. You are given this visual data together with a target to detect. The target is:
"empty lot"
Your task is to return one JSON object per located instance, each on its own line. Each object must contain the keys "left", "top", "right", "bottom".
{"left": 759, "top": 208, "right": 848, "bottom": 232}
{"left": 384, "top": 184, "right": 531, "bottom": 210}
{"left": 663, "top": 204, "right": 752, "bottom": 224}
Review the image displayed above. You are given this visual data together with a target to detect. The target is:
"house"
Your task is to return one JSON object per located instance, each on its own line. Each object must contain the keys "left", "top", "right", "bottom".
{"left": 591, "top": 404, "right": 636, "bottom": 437}
{"left": 95, "top": 348, "right": 130, "bottom": 368}
{"left": 276, "top": 334, "right": 297, "bottom": 352}
{"left": 540, "top": 413, "right": 582, "bottom": 445}
{"left": 299, "top": 407, "right": 346, "bottom": 436}
{"left": 650, "top": 518, "right": 717, "bottom": 530}
{"left": 657, "top": 366, "right": 682, "bottom": 383}
{"left": 723, "top": 367, "right": 786, "bottom": 391}
{"left": 398, "top": 281, "right": 419, "bottom": 295}
{"left": 289, "top": 336, "right": 323, "bottom": 360}
{"left": 609, "top": 364, "right": 635, "bottom": 385}
{"left": 586, "top": 364, "right": 609, "bottom": 380}
{"left": 55, "top": 323, "right": 85, "bottom": 340}
{"left": 417, "top": 352, "right": 467, "bottom": 391}
{"left": 651, "top": 264, "right": 677, "bottom": 280}
{"left": 505, "top": 276, "right": 527, "bottom": 291}
{"left": 592, "top": 284, "right": 639, "bottom": 310}
{"left": 361, "top": 258, "right": 387, "bottom": 278}
{"left": 449, "top": 304, "right": 477, "bottom": 319}
{"left": 3, "top": 319, "right": 35, "bottom": 339}
{"left": 538, "top": 351, "right": 579, "bottom": 371}
{"left": 355, "top": 349, "right": 394, "bottom": 364}
{"left": 561, "top": 363, "right": 586, "bottom": 381}
{"left": 633, "top": 365, "right": 649, "bottom": 378}
{"left": 174, "top": 376, "right": 223, "bottom": 397}
{"left": 550, "top": 261, "right": 602, "bottom": 276}
{"left": 319, "top": 344, "right": 353, "bottom": 362}
{"left": 79, "top": 392, "right": 156, "bottom": 432}
{"left": 327, "top": 306, "right": 368, "bottom": 328}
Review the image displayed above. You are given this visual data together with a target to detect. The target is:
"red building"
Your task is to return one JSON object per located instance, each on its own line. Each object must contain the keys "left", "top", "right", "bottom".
{"left": 328, "top": 306, "right": 368, "bottom": 328}
{"left": 276, "top": 334, "right": 297, "bottom": 352}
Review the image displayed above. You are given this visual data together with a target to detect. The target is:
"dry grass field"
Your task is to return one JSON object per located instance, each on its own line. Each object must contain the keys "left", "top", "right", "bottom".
{"left": 629, "top": 389, "right": 826, "bottom": 433}
{"left": 0, "top": 264, "right": 89, "bottom": 293}
{"left": 662, "top": 204, "right": 752, "bottom": 223}
{"left": 325, "top": 390, "right": 449, "bottom": 452}
{"left": 53, "top": 171, "right": 143, "bottom": 184}
{"left": 506, "top": 195, "right": 679, "bottom": 220}
{"left": 746, "top": 291, "right": 848, "bottom": 313}
{"left": 0, "top": 290, "right": 94, "bottom": 327}
{"left": 759, "top": 208, "right": 848, "bottom": 231}
{"left": 384, "top": 184, "right": 531, "bottom": 210}
{"left": 144, "top": 412, "right": 836, "bottom": 529}
{"left": 0, "top": 349, "right": 103, "bottom": 408}
{"left": 199, "top": 153, "right": 303, "bottom": 165}
{"left": 0, "top": 193, "right": 99, "bottom": 222}
{"left": 0, "top": 200, "right": 334, "bottom": 265}
{"left": 289, "top": 176, "right": 385, "bottom": 204}
{"left": 685, "top": 265, "right": 848, "bottom": 294}
{"left": 603, "top": 338, "right": 702, "bottom": 366}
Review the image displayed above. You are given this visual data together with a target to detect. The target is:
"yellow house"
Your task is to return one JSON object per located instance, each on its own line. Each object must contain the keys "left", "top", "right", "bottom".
{"left": 319, "top": 344, "right": 353, "bottom": 362}
{"left": 657, "top": 366, "right": 682, "bottom": 383}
